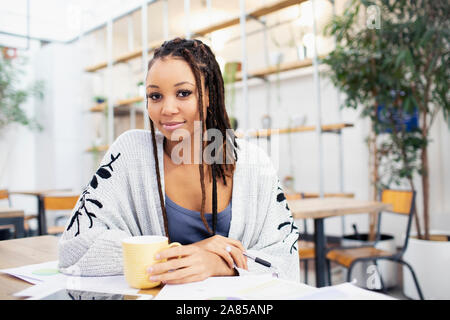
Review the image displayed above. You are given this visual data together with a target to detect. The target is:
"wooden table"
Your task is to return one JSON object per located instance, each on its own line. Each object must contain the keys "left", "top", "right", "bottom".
{"left": 0, "top": 208, "right": 25, "bottom": 238}
{"left": 288, "top": 197, "right": 392, "bottom": 288}
{"left": 0, "top": 236, "right": 162, "bottom": 300}
{"left": 9, "top": 189, "right": 73, "bottom": 236}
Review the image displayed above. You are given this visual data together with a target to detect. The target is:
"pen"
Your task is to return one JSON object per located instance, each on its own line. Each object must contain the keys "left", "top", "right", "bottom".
{"left": 243, "top": 252, "right": 272, "bottom": 268}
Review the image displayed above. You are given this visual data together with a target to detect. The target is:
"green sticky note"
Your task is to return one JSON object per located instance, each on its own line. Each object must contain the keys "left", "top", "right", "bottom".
{"left": 32, "top": 268, "right": 60, "bottom": 276}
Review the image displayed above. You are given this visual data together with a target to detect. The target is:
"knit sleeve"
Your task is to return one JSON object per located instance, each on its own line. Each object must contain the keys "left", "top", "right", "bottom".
{"left": 243, "top": 175, "right": 300, "bottom": 282}
{"left": 235, "top": 142, "right": 300, "bottom": 282}
{"left": 58, "top": 133, "right": 141, "bottom": 276}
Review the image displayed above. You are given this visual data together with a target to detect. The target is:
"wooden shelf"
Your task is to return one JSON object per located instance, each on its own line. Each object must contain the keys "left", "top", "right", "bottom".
{"left": 236, "top": 123, "right": 353, "bottom": 138}
{"left": 90, "top": 102, "right": 107, "bottom": 112}
{"left": 89, "top": 97, "right": 145, "bottom": 115}
{"left": 84, "top": 0, "right": 307, "bottom": 73}
{"left": 194, "top": 0, "right": 306, "bottom": 36}
{"left": 86, "top": 145, "right": 109, "bottom": 153}
{"left": 286, "top": 193, "right": 355, "bottom": 200}
{"left": 236, "top": 59, "right": 313, "bottom": 81}
{"left": 116, "top": 96, "right": 144, "bottom": 106}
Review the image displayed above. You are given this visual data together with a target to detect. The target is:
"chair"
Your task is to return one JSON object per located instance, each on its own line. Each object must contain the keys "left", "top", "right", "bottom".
{"left": 325, "top": 189, "right": 424, "bottom": 299}
{"left": 1, "top": 189, "right": 31, "bottom": 238}
{"left": 41, "top": 193, "right": 79, "bottom": 235}
{"left": 0, "top": 224, "right": 14, "bottom": 240}
{"left": 0, "top": 189, "right": 11, "bottom": 207}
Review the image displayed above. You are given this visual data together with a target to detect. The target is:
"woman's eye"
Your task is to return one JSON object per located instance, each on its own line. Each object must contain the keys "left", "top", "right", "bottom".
{"left": 148, "top": 93, "right": 161, "bottom": 101}
{"left": 177, "top": 90, "right": 192, "bottom": 98}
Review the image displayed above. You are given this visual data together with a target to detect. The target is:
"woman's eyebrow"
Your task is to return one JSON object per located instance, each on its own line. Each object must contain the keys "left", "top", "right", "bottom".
{"left": 147, "top": 81, "right": 195, "bottom": 89}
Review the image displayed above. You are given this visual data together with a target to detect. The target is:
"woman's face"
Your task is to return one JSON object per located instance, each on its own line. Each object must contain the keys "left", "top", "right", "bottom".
{"left": 146, "top": 56, "right": 209, "bottom": 142}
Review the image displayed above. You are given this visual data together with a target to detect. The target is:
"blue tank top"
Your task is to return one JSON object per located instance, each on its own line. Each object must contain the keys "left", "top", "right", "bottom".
{"left": 165, "top": 193, "right": 232, "bottom": 245}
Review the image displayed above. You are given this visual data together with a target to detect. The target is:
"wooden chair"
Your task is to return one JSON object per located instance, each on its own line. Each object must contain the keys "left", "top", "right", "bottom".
{"left": 0, "top": 189, "right": 11, "bottom": 207}
{"left": 1, "top": 189, "right": 36, "bottom": 237}
{"left": 42, "top": 194, "right": 79, "bottom": 235}
{"left": 325, "top": 189, "right": 424, "bottom": 299}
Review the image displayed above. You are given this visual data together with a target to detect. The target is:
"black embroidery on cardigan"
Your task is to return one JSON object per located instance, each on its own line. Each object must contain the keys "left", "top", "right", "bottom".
{"left": 90, "top": 153, "right": 121, "bottom": 189}
{"left": 67, "top": 152, "right": 121, "bottom": 236}
{"left": 276, "top": 182, "right": 300, "bottom": 254}
{"left": 67, "top": 189, "right": 101, "bottom": 237}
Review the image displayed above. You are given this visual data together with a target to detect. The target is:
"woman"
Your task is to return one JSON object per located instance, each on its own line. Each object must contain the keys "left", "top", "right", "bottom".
{"left": 59, "top": 38, "right": 300, "bottom": 284}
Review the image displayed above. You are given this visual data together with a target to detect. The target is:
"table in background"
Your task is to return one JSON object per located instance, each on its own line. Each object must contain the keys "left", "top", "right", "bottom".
{"left": 0, "top": 208, "right": 25, "bottom": 238}
{"left": 288, "top": 197, "right": 392, "bottom": 288}
{"left": 9, "top": 189, "right": 73, "bottom": 236}
{"left": 0, "top": 236, "right": 162, "bottom": 300}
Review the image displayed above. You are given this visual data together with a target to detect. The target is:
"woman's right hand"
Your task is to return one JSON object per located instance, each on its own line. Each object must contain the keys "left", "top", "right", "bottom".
{"left": 192, "top": 235, "right": 248, "bottom": 271}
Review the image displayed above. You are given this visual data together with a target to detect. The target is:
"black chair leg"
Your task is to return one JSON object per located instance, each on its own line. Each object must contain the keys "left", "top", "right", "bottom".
{"left": 347, "top": 262, "right": 356, "bottom": 283}
{"left": 398, "top": 260, "right": 425, "bottom": 300}
{"left": 304, "top": 260, "right": 309, "bottom": 284}
{"left": 326, "top": 259, "right": 332, "bottom": 286}
{"left": 373, "top": 260, "right": 387, "bottom": 293}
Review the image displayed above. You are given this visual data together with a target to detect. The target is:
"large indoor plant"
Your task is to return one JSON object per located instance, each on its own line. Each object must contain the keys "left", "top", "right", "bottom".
{"left": 0, "top": 48, "right": 44, "bottom": 184}
{"left": 0, "top": 49, "right": 44, "bottom": 132}
{"left": 321, "top": 0, "right": 449, "bottom": 298}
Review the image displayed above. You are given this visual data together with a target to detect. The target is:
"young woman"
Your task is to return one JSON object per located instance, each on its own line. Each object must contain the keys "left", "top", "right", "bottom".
{"left": 59, "top": 38, "right": 300, "bottom": 284}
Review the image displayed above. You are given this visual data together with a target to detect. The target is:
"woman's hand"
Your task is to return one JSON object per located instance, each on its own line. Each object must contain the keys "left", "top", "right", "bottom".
{"left": 146, "top": 244, "right": 236, "bottom": 285}
{"left": 194, "top": 235, "right": 248, "bottom": 270}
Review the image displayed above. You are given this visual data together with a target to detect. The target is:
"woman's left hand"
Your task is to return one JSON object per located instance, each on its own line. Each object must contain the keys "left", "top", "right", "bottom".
{"left": 146, "top": 244, "right": 235, "bottom": 285}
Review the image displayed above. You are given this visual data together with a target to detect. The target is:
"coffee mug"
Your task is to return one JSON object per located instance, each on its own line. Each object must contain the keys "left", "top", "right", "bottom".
{"left": 122, "top": 235, "right": 181, "bottom": 289}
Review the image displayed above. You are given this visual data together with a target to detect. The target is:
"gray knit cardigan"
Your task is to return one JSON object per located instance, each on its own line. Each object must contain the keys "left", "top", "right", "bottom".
{"left": 58, "top": 129, "right": 300, "bottom": 282}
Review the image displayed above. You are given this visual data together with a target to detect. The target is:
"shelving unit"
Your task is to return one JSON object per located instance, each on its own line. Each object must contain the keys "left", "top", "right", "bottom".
{"left": 84, "top": 0, "right": 307, "bottom": 73}
{"left": 84, "top": 0, "right": 312, "bottom": 152}
{"left": 83, "top": 0, "right": 352, "bottom": 224}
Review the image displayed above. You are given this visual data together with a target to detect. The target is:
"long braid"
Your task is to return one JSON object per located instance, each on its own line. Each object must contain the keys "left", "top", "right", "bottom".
{"left": 147, "top": 37, "right": 239, "bottom": 236}
{"left": 180, "top": 47, "right": 212, "bottom": 234}
{"left": 149, "top": 112, "right": 170, "bottom": 239}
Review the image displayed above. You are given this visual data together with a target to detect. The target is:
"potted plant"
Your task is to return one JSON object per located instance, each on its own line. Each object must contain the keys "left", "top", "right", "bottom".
{"left": 93, "top": 96, "right": 107, "bottom": 104}
{"left": 321, "top": 0, "right": 450, "bottom": 298}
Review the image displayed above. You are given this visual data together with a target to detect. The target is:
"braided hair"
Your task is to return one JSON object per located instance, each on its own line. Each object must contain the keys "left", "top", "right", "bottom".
{"left": 147, "top": 37, "right": 239, "bottom": 239}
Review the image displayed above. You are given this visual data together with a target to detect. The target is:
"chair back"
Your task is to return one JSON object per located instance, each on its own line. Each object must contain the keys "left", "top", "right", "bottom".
{"left": 43, "top": 195, "right": 79, "bottom": 210}
{"left": 379, "top": 189, "right": 416, "bottom": 254}
{"left": 0, "top": 189, "right": 11, "bottom": 207}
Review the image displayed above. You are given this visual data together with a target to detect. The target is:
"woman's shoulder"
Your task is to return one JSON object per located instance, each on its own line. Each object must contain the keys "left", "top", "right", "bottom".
{"left": 110, "top": 129, "right": 163, "bottom": 152}
{"left": 234, "top": 137, "right": 275, "bottom": 172}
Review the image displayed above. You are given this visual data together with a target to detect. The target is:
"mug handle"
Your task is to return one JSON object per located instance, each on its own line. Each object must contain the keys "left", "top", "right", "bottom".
{"left": 167, "top": 242, "right": 182, "bottom": 259}
{"left": 168, "top": 242, "right": 181, "bottom": 249}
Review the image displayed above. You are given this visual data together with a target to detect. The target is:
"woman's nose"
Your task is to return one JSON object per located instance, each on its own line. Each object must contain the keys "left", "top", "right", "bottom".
{"left": 161, "top": 99, "right": 179, "bottom": 115}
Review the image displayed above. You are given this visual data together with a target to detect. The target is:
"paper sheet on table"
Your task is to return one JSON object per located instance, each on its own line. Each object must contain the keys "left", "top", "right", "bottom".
{"left": 297, "top": 283, "right": 396, "bottom": 300}
{"left": 155, "top": 274, "right": 318, "bottom": 300}
{"left": 14, "top": 275, "right": 141, "bottom": 298}
{"left": 0, "top": 261, "right": 65, "bottom": 285}
{"left": 2, "top": 260, "right": 143, "bottom": 298}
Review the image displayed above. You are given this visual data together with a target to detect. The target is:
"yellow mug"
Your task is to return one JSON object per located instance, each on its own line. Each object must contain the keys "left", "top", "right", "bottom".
{"left": 121, "top": 235, "right": 181, "bottom": 289}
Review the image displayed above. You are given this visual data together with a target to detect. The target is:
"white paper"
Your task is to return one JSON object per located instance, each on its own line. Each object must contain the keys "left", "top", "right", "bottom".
{"left": 155, "top": 274, "right": 317, "bottom": 300}
{"left": 64, "top": 275, "right": 141, "bottom": 296}
{"left": 5, "top": 260, "right": 146, "bottom": 299}
{"left": 155, "top": 276, "right": 395, "bottom": 300}
{"left": 302, "top": 282, "right": 396, "bottom": 300}
{"left": 1, "top": 261, "right": 65, "bottom": 285}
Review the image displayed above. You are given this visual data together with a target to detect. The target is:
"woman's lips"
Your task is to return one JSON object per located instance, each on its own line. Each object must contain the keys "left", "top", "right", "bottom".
{"left": 162, "top": 121, "right": 186, "bottom": 131}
